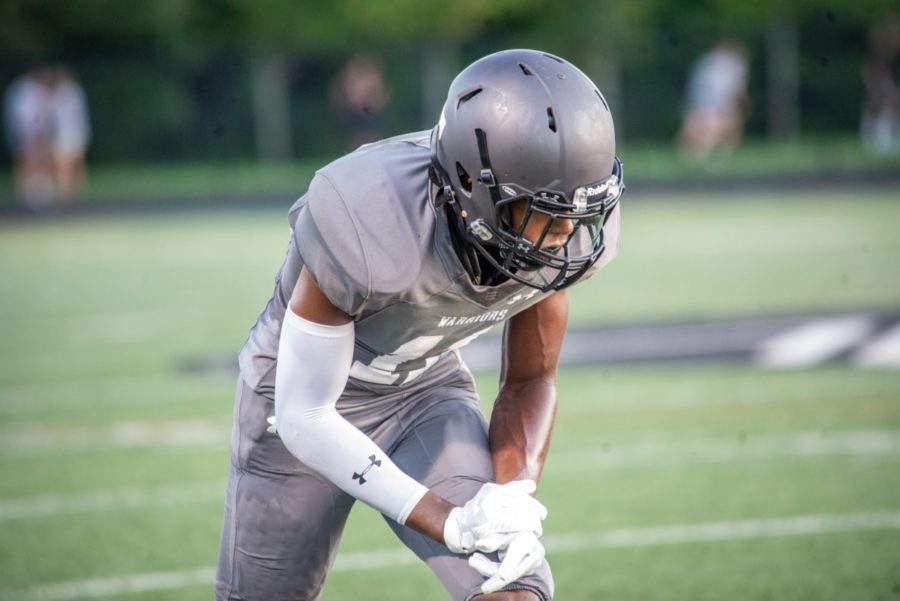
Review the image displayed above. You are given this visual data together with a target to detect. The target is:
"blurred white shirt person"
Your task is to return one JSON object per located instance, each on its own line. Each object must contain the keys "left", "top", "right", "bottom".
{"left": 3, "top": 67, "right": 56, "bottom": 207}
{"left": 50, "top": 67, "right": 92, "bottom": 201}
{"left": 678, "top": 40, "right": 750, "bottom": 161}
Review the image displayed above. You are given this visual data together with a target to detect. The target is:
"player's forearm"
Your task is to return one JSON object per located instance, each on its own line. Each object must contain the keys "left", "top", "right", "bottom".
{"left": 492, "top": 291, "right": 566, "bottom": 484}
{"left": 489, "top": 378, "right": 557, "bottom": 484}
{"left": 275, "top": 307, "right": 428, "bottom": 524}
{"left": 277, "top": 403, "right": 428, "bottom": 523}
{"left": 404, "top": 490, "right": 457, "bottom": 544}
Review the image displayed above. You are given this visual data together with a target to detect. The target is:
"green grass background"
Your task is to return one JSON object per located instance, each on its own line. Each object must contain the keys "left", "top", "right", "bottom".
{"left": 0, "top": 186, "right": 899, "bottom": 600}
{"left": 2, "top": 134, "right": 898, "bottom": 207}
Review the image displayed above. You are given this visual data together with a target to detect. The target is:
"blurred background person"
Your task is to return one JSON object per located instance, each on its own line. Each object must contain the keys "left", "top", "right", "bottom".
{"left": 3, "top": 66, "right": 56, "bottom": 208}
{"left": 677, "top": 39, "right": 750, "bottom": 162}
{"left": 860, "top": 14, "right": 900, "bottom": 156}
{"left": 2, "top": 65, "right": 91, "bottom": 208}
{"left": 49, "top": 66, "right": 92, "bottom": 201}
{"left": 329, "top": 53, "right": 390, "bottom": 150}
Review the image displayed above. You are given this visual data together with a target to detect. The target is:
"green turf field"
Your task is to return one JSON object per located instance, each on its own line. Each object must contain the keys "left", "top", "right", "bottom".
{"left": 0, "top": 188, "right": 898, "bottom": 600}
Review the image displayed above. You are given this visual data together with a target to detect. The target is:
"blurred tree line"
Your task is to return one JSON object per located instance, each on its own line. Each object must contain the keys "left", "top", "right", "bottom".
{"left": 0, "top": 0, "right": 894, "bottom": 164}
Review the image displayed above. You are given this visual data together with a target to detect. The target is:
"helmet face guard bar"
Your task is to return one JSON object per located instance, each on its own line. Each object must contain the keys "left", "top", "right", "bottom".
{"left": 469, "top": 155, "right": 624, "bottom": 292}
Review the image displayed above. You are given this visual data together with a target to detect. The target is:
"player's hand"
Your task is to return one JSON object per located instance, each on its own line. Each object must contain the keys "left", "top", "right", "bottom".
{"left": 468, "top": 531, "right": 546, "bottom": 594}
{"left": 266, "top": 415, "right": 278, "bottom": 434}
{"left": 443, "top": 480, "right": 547, "bottom": 554}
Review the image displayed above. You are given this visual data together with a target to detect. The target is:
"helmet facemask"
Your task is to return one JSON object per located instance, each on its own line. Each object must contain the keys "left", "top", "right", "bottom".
{"left": 447, "top": 144, "right": 624, "bottom": 291}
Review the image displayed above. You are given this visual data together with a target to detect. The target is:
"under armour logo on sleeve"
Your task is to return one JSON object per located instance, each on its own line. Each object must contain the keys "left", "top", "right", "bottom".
{"left": 352, "top": 454, "right": 382, "bottom": 484}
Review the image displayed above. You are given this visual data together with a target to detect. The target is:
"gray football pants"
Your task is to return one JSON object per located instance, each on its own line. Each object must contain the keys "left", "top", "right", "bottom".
{"left": 215, "top": 361, "right": 554, "bottom": 601}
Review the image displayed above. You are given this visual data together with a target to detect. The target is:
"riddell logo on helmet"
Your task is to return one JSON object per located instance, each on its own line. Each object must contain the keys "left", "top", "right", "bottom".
{"left": 574, "top": 178, "right": 618, "bottom": 210}
{"left": 584, "top": 181, "right": 614, "bottom": 197}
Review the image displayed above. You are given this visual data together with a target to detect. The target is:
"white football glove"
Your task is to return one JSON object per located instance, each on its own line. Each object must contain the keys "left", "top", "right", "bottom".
{"left": 266, "top": 415, "right": 277, "bottom": 434}
{"left": 469, "top": 531, "right": 546, "bottom": 594}
{"left": 443, "top": 480, "right": 547, "bottom": 554}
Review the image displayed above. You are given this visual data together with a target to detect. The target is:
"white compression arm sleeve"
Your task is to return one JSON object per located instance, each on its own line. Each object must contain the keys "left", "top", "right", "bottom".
{"left": 274, "top": 308, "right": 428, "bottom": 524}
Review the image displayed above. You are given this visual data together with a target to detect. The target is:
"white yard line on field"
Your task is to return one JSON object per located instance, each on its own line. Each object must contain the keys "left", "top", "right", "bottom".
{"left": 64, "top": 309, "right": 181, "bottom": 346}
{"left": 2, "top": 430, "right": 898, "bottom": 522}
{"left": 0, "top": 481, "right": 224, "bottom": 521}
{"left": 0, "top": 568, "right": 218, "bottom": 601}
{"left": 543, "top": 510, "right": 900, "bottom": 551}
{"left": 0, "top": 419, "right": 230, "bottom": 454}
{"left": 3, "top": 510, "right": 899, "bottom": 601}
{"left": 560, "top": 387, "right": 882, "bottom": 415}
{"left": 551, "top": 370, "right": 900, "bottom": 416}
{"left": 547, "top": 429, "right": 900, "bottom": 472}
{"left": 853, "top": 322, "right": 900, "bottom": 367}
{"left": 0, "top": 374, "right": 223, "bottom": 415}
{"left": 755, "top": 315, "right": 875, "bottom": 367}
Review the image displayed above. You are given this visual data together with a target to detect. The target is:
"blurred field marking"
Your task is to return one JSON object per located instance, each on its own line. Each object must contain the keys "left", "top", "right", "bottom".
{"left": 63, "top": 310, "right": 178, "bottom": 346}
{"left": 0, "top": 568, "right": 218, "bottom": 601}
{"left": 3, "top": 309, "right": 188, "bottom": 346}
{"left": 755, "top": 315, "right": 875, "bottom": 367}
{"left": 0, "top": 481, "right": 224, "bottom": 521}
{"left": 2, "top": 370, "right": 893, "bottom": 419}
{"left": 543, "top": 510, "right": 900, "bottom": 552}
{"left": 852, "top": 322, "right": 900, "bottom": 367}
{"left": 4, "top": 510, "right": 900, "bottom": 601}
{"left": 3, "top": 430, "right": 899, "bottom": 521}
{"left": 0, "top": 419, "right": 230, "bottom": 454}
{"left": 548, "top": 429, "right": 900, "bottom": 473}
{"left": 2, "top": 408, "right": 898, "bottom": 461}
{"left": 0, "top": 374, "right": 229, "bottom": 415}
{"left": 560, "top": 389, "right": 896, "bottom": 416}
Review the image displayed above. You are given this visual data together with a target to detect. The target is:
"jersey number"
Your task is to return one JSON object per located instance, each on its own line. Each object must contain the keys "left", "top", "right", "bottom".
{"left": 349, "top": 329, "right": 489, "bottom": 385}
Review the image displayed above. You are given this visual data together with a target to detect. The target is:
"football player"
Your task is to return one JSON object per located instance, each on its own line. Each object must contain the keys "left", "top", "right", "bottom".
{"left": 216, "top": 49, "right": 624, "bottom": 601}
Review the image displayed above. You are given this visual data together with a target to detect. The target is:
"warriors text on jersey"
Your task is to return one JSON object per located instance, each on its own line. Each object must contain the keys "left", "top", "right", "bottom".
{"left": 238, "top": 131, "right": 621, "bottom": 390}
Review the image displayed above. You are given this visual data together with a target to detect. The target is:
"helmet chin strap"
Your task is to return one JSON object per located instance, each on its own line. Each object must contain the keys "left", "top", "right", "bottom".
{"left": 446, "top": 202, "right": 485, "bottom": 284}
{"left": 429, "top": 160, "right": 486, "bottom": 284}
{"left": 474, "top": 129, "right": 500, "bottom": 195}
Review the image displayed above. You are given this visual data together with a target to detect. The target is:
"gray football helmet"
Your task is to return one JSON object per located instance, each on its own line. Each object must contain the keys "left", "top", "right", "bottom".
{"left": 431, "top": 49, "right": 624, "bottom": 291}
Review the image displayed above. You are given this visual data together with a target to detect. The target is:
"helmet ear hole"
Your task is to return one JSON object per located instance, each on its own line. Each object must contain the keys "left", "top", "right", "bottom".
{"left": 546, "top": 107, "right": 557, "bottom": 132}
{"left": 456, "top": 162, "right": 473, "bottom": 192}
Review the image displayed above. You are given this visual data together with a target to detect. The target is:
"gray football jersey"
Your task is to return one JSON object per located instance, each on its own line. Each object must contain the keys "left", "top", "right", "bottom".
{"left": 238, "top": 131, "right": 620, "bottom": 390}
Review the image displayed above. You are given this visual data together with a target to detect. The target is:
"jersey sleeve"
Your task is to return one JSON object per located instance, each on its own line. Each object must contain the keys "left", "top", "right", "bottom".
{"left": 292, "top": 173, "right": 370, "bottom": 316}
